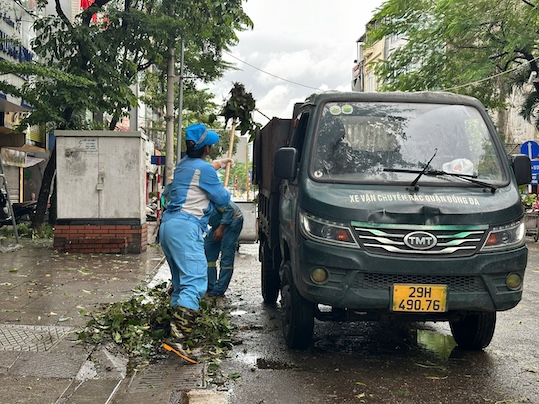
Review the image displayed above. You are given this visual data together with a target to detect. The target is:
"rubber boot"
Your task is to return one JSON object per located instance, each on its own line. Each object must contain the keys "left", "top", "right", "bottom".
{"left": 165, "top": 306, "right": 198, "bottom": 362}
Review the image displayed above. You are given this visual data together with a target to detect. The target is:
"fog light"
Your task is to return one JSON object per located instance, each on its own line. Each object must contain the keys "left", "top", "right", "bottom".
{"left": 506, "top": 273, "right": 522, "bottom": 290}
{"left": 311, "top": 267, "right": 328, "bottom": 284}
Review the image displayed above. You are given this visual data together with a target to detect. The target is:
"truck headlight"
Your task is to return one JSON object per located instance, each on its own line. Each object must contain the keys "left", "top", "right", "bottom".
{"left": 299, "top": 212, "right": 357, "bottom": 246}
{"left": 481, "top": 221, "right": 525, "bottom": 252}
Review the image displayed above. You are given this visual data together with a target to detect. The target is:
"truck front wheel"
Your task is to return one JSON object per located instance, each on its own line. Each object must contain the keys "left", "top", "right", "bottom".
{"left": 261, "top": 240, "right": 280, "bottom": 304}
{"left": 449, "top": 312, "right": 496, "bottom": 350}
{"left": 280, "top": 261, "right": 315, "bottom": 349}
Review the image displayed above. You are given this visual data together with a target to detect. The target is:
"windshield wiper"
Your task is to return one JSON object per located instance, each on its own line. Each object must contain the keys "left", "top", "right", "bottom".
{"left": 432, "top": 170, "right": 498, "bottom": 193}
{"left": 383, "top": 166, "right": 499, "bottom": 193}
{"left": 410, "top": 149, "right": 437, "bottom": 190}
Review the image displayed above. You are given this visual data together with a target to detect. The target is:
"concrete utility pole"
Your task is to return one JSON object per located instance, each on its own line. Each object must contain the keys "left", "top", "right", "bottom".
{"left": 176, "top": 41, "right": 185, "bottom": 164}
{"left": 164, "top": 37, "right": 175, "bottom": 186}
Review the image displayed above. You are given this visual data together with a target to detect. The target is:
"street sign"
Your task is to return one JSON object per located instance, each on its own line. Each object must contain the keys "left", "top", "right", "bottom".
{"left": 151, "top": 155, "right": 166, "bottom": 165}
{"left": 520, "top": 141, "right": 539, "bottom": 159}
{"left": 531, "top": 161, "right": 539, "bottom": 185}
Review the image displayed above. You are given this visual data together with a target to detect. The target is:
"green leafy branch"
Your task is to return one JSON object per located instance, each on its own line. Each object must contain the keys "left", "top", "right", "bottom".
{"left": 77, "top": 282, "right": 235, "bottom": 369}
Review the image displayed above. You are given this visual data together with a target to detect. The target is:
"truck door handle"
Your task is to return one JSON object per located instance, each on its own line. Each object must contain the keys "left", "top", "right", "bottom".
{"left": 282, "top": 183, "right": 289, "bottom": 194}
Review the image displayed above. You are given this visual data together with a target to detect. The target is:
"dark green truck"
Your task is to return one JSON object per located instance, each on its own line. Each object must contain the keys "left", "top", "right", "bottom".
{"left": 253, "top": 91, "right": 531, "bottom": 351}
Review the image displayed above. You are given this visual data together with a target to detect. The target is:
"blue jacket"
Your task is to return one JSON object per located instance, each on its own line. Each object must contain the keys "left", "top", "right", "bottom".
{"left": 162, "top": 157, "right": 230, "bottom": 230}
{"left": 208, "top": 200, "right": 244, "bottom": 229}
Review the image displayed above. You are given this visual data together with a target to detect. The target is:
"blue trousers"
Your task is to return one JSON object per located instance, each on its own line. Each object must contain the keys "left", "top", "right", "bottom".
{"left": 160, "top": 216, "right": 207, "bottom": 310}
{"left": 205, "top": 218, "right": 243, "bottom": 295}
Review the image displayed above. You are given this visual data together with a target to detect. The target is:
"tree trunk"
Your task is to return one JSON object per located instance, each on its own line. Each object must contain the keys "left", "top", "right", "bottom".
{"left": 32, "top": 145, "right": 56, "bottom": 228}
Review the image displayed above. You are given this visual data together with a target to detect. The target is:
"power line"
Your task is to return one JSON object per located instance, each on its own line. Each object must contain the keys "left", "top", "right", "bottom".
{"left": 223, "top": 51, "right": 320, "bottom": 91}
{"left": 442, "top": 55, "right": 539, "bottom": 92}
{"left": 225, "top": 50, "right": 539, "bottom": 95}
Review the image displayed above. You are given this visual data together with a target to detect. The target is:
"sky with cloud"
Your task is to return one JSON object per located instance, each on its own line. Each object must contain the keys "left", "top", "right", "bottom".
{"left": 208, "top": 0, "right": 386, "bottom": 126}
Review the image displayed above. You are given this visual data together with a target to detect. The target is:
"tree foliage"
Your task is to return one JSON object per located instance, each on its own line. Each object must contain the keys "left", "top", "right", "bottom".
{"left": 220, "top": 82, "right": 257, "bottom": 138}
{"left": 369, "top": 0, "right": 539, "bottom": 126}
{"left": 0, "top": 0, "right": 253, "bottom": 226}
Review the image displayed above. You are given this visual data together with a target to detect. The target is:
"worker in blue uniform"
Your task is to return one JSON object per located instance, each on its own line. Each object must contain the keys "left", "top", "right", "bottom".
{"left": 205, "top": 200, "right": 244, "bottom": 297}
{"left": 159, "top": 123, "right": 230, "bottom": 360}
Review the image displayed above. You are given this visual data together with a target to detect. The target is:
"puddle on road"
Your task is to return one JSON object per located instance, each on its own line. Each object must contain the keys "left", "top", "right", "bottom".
{"left": 416, "top": 328, "right": 457, "bottom": 360}
{"left": 256, "top": 358, "right": 295, "bottom": 370}
{"left": 230, "top": 309, "right": 247, "bottom": 316}
{"left": 233, "top": 351, "right": 296, "bottom": 370}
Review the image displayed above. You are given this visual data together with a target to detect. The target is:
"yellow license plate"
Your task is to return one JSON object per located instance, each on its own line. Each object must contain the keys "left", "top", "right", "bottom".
{"left": 392, "top": 284, "right": 447, "bottom": 312}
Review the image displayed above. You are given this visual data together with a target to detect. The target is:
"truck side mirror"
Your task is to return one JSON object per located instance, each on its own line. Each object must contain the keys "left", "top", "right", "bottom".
{"left": 274, "top": 147, "right": 298, "bottom": 181}
{"left": 510, "top": 154, "right": 532, "bottom": 185}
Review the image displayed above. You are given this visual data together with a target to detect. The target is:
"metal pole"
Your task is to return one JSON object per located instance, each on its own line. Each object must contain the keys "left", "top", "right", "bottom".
{"left": 245, "top": 140, "right": 250, "bottom": 201}
{"left": 0, "top": 158, "right": 19, "bottom": 243}
{"left": 176, "top": 40, "right": 185, "bottom": 164}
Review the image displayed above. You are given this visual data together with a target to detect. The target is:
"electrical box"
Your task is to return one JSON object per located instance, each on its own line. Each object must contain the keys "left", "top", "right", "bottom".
{"left": 54, "top": 130, "right": 149, "bottom": 254}
{"left": 55, "top": 130, "right": 147, "bottom": 220}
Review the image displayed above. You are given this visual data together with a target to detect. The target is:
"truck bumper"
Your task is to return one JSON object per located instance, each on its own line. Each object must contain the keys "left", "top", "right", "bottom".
{"left": 294, "top": 239, "right": 527, "bottom": 313}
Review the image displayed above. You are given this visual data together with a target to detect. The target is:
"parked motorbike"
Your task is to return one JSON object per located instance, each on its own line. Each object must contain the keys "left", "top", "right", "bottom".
{"left": 0, "top": 188, "right": 37, "bottom": 226}
{"left": 146, "top": 196, "right": 158, "bottom": 222}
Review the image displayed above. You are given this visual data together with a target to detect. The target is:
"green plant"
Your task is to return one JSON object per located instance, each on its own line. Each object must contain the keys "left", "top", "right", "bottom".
{"left": 77, "top": 282, "right": 235, "bottom": 369}
{"left": 521, "top": 193, "right": 537, "bottom": 208}
{"left": 0, "top": 223, "right": 53, "bottom": 239}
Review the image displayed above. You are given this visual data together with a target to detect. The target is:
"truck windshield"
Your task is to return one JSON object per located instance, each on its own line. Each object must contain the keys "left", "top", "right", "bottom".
{"left": 310, "top": 102, "right": 507, "bottom": 185}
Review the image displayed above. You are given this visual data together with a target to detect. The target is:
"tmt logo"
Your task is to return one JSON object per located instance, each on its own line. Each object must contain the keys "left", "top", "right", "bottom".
{"left": 403, "top": 231, "right": 437, "bottom": 250}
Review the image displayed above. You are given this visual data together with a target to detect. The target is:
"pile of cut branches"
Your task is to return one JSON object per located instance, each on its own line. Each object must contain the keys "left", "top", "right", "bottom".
{"left": 77, "top": 282, "right": 235, "bottom": 369}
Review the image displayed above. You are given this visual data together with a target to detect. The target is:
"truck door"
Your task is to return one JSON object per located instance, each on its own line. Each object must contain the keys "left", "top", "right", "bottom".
{"left": 280, "top": 112, "right": 309, "bottom": 243}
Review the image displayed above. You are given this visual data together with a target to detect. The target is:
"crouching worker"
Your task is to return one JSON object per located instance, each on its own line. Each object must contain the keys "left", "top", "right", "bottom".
{"left": 205, "top": 200, "right": 244, "bottom": 297}
{"left": 159, "top": 123, "right": 230, "bottom": 361}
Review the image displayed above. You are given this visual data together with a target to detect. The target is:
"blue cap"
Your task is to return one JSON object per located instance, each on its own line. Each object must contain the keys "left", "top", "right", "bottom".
{"left": 185, "top": 123, "right": 219, "bottom": 150}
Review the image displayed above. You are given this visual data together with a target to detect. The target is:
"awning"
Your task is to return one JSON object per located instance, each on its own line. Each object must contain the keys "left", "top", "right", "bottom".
{"left": 0, "top": 127, "right": 25, "bottom": 147}
{"left": 1, "top": 148, "right": 46, "bottom": 168}
{"left": 6, "top": 144, "right": 48, "bottom": 154}
{"left": 25, "top": 156, "right": 45, "bottom": 168}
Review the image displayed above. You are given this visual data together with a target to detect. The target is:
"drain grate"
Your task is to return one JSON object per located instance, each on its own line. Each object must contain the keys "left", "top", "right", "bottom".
{"left": 127, "top": 363, "right": 206, "bottom": 392}
{"left": 0, "top": 324, "right": 75, "bottom": 352}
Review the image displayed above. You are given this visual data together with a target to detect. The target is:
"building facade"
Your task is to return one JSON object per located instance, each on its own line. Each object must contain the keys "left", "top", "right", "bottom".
{"left": 0, "top": 0, "right": 46, "bottom": 204}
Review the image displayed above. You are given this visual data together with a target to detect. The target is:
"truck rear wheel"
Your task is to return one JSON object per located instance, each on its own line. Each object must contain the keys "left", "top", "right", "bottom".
{"left": 261, "top": 240, "right": 280, "bottom": 304}
{"left": 449, "top": 312, "right": 496, "bottom": 350}
{"left": 281, "top": 261, "right": 315, "bottom": 349}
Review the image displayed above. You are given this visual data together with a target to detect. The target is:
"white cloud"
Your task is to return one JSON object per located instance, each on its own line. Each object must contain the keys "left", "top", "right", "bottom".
{"left": 208, "top": 0, "right": 386, "bottom": 125}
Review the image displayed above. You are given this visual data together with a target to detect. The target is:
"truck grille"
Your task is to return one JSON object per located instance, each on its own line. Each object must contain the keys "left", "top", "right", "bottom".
{"left": 353, "top": 272, "right": 485, "bottom": 292}
{"left": 352, "top": 223, "right": 487, "bottom": 257}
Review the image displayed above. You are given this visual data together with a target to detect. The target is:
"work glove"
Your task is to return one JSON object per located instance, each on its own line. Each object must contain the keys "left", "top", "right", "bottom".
{"left": 215, "top": 158, "right": 234, "bottom": 169}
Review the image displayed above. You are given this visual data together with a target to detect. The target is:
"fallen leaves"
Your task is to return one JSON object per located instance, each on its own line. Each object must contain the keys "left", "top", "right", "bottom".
{"left": 77, "top": 282, "right": 235, "bottom": 371}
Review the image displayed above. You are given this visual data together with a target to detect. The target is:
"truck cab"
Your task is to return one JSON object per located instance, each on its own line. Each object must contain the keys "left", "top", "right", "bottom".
{"left": 254, "top": 91, "right": 531, "bottom": 350}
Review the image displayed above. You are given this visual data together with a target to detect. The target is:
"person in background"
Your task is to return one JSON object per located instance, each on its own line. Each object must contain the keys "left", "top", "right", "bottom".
{"left": 159, "top": 123, "right": 230, "bottom": 360}
{"left": 205, "top": 200, "right": 244, "bottom": 297}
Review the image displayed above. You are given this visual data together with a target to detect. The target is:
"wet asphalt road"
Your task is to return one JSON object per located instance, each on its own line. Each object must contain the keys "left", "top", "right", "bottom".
{"left": 0, "top": 231, "right": 537, "bottom": 403}
{"left": 221, "top": 240, "right": 539, "bottom": 404}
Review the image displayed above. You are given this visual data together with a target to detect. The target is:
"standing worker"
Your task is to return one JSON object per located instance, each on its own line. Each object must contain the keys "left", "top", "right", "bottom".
{"left": 159, "top": 123, "right": 230, "bottom": 360}
{"left": 205, "top": 200, "right": 244, "bottom": 297}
